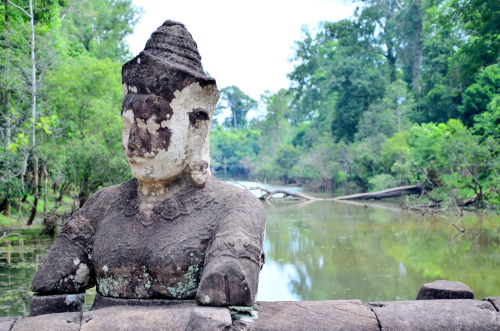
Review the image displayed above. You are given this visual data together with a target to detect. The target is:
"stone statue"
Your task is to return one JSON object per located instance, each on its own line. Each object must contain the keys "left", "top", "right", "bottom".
{"left": 31, "top": 21, "right": 266, "bottom": 314}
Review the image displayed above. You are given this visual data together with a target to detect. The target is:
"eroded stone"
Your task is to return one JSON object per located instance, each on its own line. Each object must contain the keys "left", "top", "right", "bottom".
{"left": 0, "top": 317, "right": 20, "bottom": 331}
{"left": 416, "top": 280, "right": 474, "bottom": 300}
{"left": 30, "top": 293, "right": 85, "bottom": 317}
{"left": 484, "top": 297, "right": 500, "bottom": 312}
{"left": 11, "top": 312, "right": 81, "bottom": 331}
{"left": 81, "top": 303, "right": 231, "bottom": 331}
{"left": 369, "top": 299, "right": 500, "bottom": 331}
{"left": 251, "top": 300, "right": 379, "bottom": 331}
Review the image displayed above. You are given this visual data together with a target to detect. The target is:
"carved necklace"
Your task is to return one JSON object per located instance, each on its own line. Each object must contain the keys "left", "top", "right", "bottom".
{"left": 122, "top": 194, "right": 205, "bottom": 227}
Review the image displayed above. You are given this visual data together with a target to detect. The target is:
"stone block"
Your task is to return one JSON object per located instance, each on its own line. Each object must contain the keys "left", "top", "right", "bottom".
{"left": 30, "top": 293, "right": 85, "bottom": 317}
{"left": 251, "top": 300, "right": 379, "bottom": 331}
{"left": 185, "top": 306, "right": 232, "bottom": 331}
{"left": 81, "top": 302, "right": 231, "bottom": 331}
{"left": 369, "top": 299, "right": 500, "bottom": 331}
{"left": 416, "top": 280, "right": 474, "bottom": 300}
{"left": 11, "top": 312, "right": 81, "bottom": 331}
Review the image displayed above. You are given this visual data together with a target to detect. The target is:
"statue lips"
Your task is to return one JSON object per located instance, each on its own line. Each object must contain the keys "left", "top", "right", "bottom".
{"left": 126, "top": 152, "right": 158, "bottom": 164}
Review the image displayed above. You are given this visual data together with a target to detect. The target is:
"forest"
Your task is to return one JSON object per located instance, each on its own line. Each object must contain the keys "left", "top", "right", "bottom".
{"left": 0, "top": 0, "right": 498, "bottom": 229}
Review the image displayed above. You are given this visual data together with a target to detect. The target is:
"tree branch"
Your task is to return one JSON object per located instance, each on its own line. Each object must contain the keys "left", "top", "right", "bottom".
{"left": 0, "top": 232, "right": 23, "bottom": 241}
{"left": 7, "top": 0, "right": 31, "bottom": 18}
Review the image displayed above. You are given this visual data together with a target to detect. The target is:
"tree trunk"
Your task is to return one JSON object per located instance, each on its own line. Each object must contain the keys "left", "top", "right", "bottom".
{"left": 412, "top": 0, "right": 423, "bottom": 95}
{"left": 3, "top": 201, "right": 11, "bottom": 217}
{"left": 3, "top": 0, "right": 9, "bottom": 23}
{"left": 334, "top": 185, "right": 423, "bottom": 200}
{"left": 26, "top": 196, "right": 38, "bottom": 225}
{"left": 0, "top": 199, "right": 8, "bottom": 213}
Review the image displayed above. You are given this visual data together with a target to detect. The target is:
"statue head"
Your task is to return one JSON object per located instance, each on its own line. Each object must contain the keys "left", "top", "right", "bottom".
{"left": 121, "top": 21, "right": 219, "bottom": 187}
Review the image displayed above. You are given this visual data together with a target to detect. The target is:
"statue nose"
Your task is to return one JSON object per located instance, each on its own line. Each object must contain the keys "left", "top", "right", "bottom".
{"left": 128, "top": 126, "right": 143, "bottom": 150}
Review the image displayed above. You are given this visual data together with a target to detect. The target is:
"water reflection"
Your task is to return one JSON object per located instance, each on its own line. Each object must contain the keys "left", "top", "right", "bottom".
{"left": 257, "top": 200, "right": 500, "bottom": 302}
{"left": 0, "top": 237, "right": 52, "bottom": 317}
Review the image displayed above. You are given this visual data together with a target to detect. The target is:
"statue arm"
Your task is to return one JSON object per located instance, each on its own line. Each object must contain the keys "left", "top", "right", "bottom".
{"left": 32, "top": 192, "right": 100, "bottom": 294}
{"left": 196, "top": 201, "right": 266, "bottom": 307}
{"left": 30, "top": 191, "right": 102, "bottom": 316}
{"left": 31, "top": 219, "right": 95, "bottom": 294}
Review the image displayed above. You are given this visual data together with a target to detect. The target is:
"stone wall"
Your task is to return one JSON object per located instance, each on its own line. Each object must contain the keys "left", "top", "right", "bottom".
{"left": 1, "top": 297, "right": 499, "bottom": 331}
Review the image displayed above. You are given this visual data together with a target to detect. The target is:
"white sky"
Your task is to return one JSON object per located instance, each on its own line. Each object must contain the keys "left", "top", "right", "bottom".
{"left": 126, "top": 0, "right": 356, "bottom": 101}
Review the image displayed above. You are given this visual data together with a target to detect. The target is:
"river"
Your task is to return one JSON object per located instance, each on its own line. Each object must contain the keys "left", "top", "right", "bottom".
{"left": 1, "top": 182, "right": 499, "bottom": 317}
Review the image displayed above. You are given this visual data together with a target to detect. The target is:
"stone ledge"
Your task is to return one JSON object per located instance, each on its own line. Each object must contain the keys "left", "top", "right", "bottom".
{"left": 252, "top": 300, "right": 378, "bottom": 331}
{"left": 2, "top": 298, "right": 500, "bottom": 331}
{"left": 369, "top": 299, "right": 500, "bottom": 331}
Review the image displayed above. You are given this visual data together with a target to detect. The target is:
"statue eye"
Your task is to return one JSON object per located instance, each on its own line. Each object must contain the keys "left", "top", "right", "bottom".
{"left": 194, "top": 109, "right": 209, "bottom": 121}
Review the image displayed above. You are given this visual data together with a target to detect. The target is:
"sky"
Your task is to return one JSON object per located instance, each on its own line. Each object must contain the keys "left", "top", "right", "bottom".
{"left": 126, "top": 0, "right": 357, "bottom": 101}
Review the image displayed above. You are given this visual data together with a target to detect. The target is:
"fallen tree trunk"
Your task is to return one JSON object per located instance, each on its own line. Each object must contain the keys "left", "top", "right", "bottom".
{"left": 334, "top": 185, "right": 423, "bottom": 201}
{"left": 233, "top": 182, "right": 318, "bottom": 201}
{"left": 259, "top": 189, "right": 317, "bottom": 201}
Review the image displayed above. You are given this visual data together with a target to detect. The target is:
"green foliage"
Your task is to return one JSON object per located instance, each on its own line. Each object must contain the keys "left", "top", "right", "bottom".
{"left": 0, "top": 0, "right": 139, "bottom": 223}
{"left": 62, "top": 0, "right": 140, "bottom": 60}
{"left": 209, "top": 126, "right": 260, "bottom": 178}
{"left": 368, "top": 174, "right": 397, "bottom": 191}
{"left": 460, "top": 64, "right": 500, "bottom": 126}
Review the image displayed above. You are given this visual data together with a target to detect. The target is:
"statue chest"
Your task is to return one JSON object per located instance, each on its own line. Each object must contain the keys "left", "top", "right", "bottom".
{"left": 91, "top": 206, "right": 216, "bottom": 299}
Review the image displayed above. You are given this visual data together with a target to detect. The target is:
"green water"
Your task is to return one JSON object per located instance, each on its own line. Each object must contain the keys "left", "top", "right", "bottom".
{"left": 1, "top": 199, "right": 499, "bottom": 317}
{"left": 257, "top": 200, "right": 500, "bottom": 302}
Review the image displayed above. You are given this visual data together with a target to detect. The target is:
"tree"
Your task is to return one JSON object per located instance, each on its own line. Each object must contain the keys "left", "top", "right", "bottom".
{"left": 62, "top": 0, "right": 139, "bottom": 60}
{"left": 0, "top": 0, "right": 140, "bottom": 224}
{"left": 446, "top": 0, "right": 500, "bottom": 86}
{"left": 217, "top": 86, "right": 257, "bottom": 129}
{"left": 209, "top": 126, "right": 260, "bottom": 178}
{"left": 259, "top": 89, "right": 291, "bottom": 146}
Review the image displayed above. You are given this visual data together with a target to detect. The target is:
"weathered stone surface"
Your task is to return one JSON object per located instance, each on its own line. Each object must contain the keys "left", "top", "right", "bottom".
{"left": 485, "top": 297, "right": 500, "bottom": 312}
{"left": 251, "top": 300, "right": 379, "bottom": 331}
{"left": 122, "top": 20, "right": 216, "bottom": 105}
{"left": 370, "top": 299, "right": 500, "bottom": 331}
{"left": 31, "top": 19, "right": 266, "bottom": 312}
{"left": 32, "top": 177, "right": 265, "bottom": 302}
{"left": 0, "top": 316, "right": 20, "bottom": 331}
{"left": 30, "top": 293, "right": 85, "bottom": 317}
{"left": 416, "top": 280, "right": 474, "bottom": 300}
{"left": 11, "top": 312, "right": 81, "bottom": 331}
{"left": 91, "top": 294, "right": 193, "bottom": 310}
{"left": 81, "top": 303, "right": 231, "bottom": 331}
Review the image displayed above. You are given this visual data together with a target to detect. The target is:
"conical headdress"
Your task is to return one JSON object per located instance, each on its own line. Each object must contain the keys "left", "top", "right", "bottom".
{"left": 122, "top": 20, "right": 216, "bottom": 102}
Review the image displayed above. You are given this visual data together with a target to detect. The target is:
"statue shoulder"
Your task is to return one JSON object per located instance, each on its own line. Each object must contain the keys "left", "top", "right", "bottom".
{"left": 205, "top": 177, "right": 266, "bottom": 236}
{"left": 63, "top": 179, "right": 137, "bottom": 232}
{"left": 83, "top": 179, "right": 137, "bottom": 210}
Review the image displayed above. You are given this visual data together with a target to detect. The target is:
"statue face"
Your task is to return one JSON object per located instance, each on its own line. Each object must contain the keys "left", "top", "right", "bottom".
{"left": 122, "top": 82, "right": 218, "bottom": 183}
